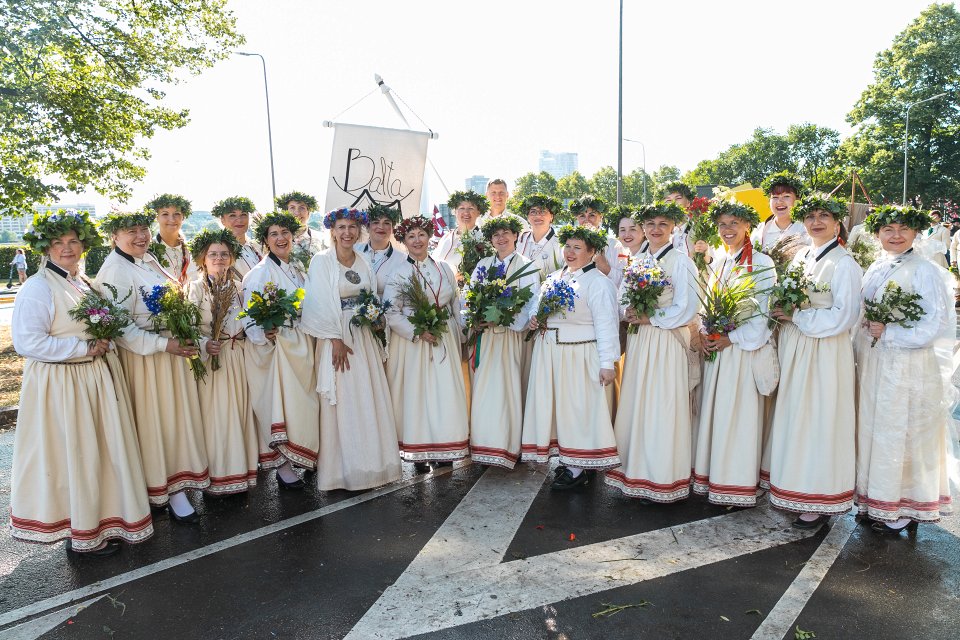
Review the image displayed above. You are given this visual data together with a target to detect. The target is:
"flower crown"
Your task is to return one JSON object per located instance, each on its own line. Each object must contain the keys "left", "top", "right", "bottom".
{"left": 557, "top": 224, "right": 609, "bottom": 252}
{"left": 568, "top": 194, "right": 608, "bottom": 216}
{"left": 605, "top": 204, "right": 636, "bottom": 231}
{"left": 448, "top": 190, "right": 490, "bottom": 214}
{"left": 99, "top": 211, "right": 157, "bottom": 236}
{"left": 22, "top": 209, "right": 103, "bottom": 254}
{"left": 762, "top": 171, "right": 805, "bottom": 198}
{"left": 367, "top": 202, "right": 402, "bottom": 224}
{"left": 863, "top": 205, "right": 932, "bottom": 234}
{"left": 188, "top": 227, "right": 241, "bottom": 261}
{"left": 791, "top": 193, "right": 848, "bottom": 223}
{"left": 659, "top": 181, "right": 696, "bottom": 202}
{"left": 518, "top": 194, "right": 562, "bottom": 217}
{"left": 275, "top": 190, "right": 318, "bottom": 212}
{"left": 393, "top": 215, "right": 434, "bottom": 242}
{"left": 146, "top": 193, "right": 192, "bottom": 218}
{"left": 708, "top": 199, "right": 761, "bottom": 227}
{"left": 212, "top": 196, "right": 256, "bottom": 217}
{"left": 253, "top": 211, "right": 302, "bottom": 246}
{"left": 323, "top": 207, "right": 369, "bottom": 229}
{"left": 637, "top": 201, "right": 687, "bottom": 224}
{"left": 480, "top": 214, "right": 524, "bottom": 241}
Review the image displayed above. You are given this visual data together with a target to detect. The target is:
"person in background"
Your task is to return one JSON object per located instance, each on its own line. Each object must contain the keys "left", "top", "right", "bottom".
{"left": 146, "top": 193, "right": 194, "bottom": 284}
{"left": 432, "top": 190, "right": 488, "bottom": 281}
{"left": 356, "top": 202, "right": 406, "bottom": 295}
{"left": 8, "top": 248, "right": 27, "bottom": 286}
{"left": 479, "top": 178, "right": 527, "bottom": 229}
{"left": 751, "top": 172, "right": 810, "bottom": 250}
{"left": 517, "top": 194, "right": 564, "bottom": 278}
{"left": 569, "top": 195, "right": 627, "bottom": 289}
{"left": 212, "top": 195, "right": 262, "bottom": 277}
{"left": 276, "top": 190, "right": 328, "bottom": 263}
{"left": 923, "top": 209, "right": 950, "bottom": 268}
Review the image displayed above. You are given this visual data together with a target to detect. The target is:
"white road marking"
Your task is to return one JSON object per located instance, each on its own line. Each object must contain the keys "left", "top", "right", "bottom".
{"left": 346, "top": 483, "right": 818, "bottom": 639}
{"left": 0, "top": 465, "right": 461, "bottom": 632}
{"left": 0, "top": 596, "right": 105, "bottom": 640}
{"left": 749, "top": 515, "right": 857, "bottom": 640}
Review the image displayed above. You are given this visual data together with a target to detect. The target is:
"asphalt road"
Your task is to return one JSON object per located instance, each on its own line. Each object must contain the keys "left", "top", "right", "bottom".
{"left": 0, "top": 453, "right": 956, "bottom": 640}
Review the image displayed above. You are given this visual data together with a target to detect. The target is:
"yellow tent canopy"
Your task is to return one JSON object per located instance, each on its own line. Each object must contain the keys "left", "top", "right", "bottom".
{"left": 720, "top": 184, "right": 774, "bottom": 222}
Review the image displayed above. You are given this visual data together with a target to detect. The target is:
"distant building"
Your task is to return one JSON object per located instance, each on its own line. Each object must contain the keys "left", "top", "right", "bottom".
{"left": 437, "top": 203, "right": 455, "bottom": 228}
{"left": 539, "top": 151, "right": 578, "bottom": 180}
{"left": 0, "top": 203, "right": 97, "bottom": 242}
{"left": 465, "top": 175, "right": 489, "bottom": 194}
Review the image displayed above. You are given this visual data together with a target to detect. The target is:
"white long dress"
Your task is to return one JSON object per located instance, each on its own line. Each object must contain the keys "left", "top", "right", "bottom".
{"left": 242, "top": 254, "right": 319, "bottom": 470}
{"left": 767, "top": 240, "right": 862, "bottom": 515}
{"left": 855, "top": 250, "right": 955, "bottom": 522}
{"left": 606, "top": 244, "right": 699, "bottom": 501}
{"left": 521, "top": 264, "right": 620, "bottom": 470}
{"left": 95, "top": 249, "right": 210, "bottom": 504}
{"left": 385, "top": 256, "right": 469, "bottom": 461}
{"left": 466, "top": 252, "right": 540, "bottom": 468}
{"left": 693, "top": 247, "right": 775, "bottom": 506}
{"left": 10, "top": 264, "right": 153, "bottom": 550}
{"left": 301, "top": 250, "right": 402, "bottom": 490}
{"left": 187, "top": 276, "right": 258, "bottom": 494}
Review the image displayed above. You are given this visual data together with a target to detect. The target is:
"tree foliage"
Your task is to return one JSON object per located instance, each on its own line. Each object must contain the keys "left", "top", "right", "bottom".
{"left": 0, "top": 0, "right": 245, "bottom": 215}
{"left": 844, "top": 2, "right": 960, "bottom": 204}
{"left": 512, "top": 171, "right": 558, "bottom": 201}
{"left": 555, "top": 170, "right": 589, "bottom": 201}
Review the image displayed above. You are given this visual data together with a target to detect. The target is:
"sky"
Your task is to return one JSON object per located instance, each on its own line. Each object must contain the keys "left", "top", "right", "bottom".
{"left": 64, "top": 0, "right": 943, "bottom": 214}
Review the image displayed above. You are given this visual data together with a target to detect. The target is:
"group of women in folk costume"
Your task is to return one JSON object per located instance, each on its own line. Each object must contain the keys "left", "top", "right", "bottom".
{"left": 10, "top": 181, "right": 958, "bottom": 557}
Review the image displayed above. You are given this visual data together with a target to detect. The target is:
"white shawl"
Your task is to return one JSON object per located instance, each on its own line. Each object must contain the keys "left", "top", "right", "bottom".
{"left": 300, "top": 249, "right": 375, "bottom": 405}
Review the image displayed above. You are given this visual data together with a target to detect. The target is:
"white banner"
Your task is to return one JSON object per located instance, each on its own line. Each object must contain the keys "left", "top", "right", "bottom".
{"left": 324, "top": 122, "right": 430, "bottom": 218}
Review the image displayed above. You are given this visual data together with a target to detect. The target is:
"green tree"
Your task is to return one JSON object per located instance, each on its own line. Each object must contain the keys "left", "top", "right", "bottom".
{"left": 786, "top": 123, "right": 843, "bottom": 191}
{"left": 588, "top": 166, "right": 619, "bottom": 204}
{"left": 512, "top": 171, "right": 558, "bottom": 200}
{"left": 651, "top": 165, "right": 682, "bottom": 197}
{"left": 844, "top": 3, "right": 960, "bottom": 204}
{"left": 621, "top": 168, "right": 653, "bottom": 205}
{"left": 556, "top": 171, "right": 589, "bottom": 202}
{"left": 683, "top": 128, "right": 793, "bottom": 188}
{"left": 0, "top": 0, "right": 244, "bottom": 215}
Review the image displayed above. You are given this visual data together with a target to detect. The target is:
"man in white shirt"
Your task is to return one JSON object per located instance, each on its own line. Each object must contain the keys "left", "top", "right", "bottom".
{"left": 751, "top": 172, "right": 810, "bottom": 250}
{"left": 479, "top": 178, "right": 527, "bottom": 229}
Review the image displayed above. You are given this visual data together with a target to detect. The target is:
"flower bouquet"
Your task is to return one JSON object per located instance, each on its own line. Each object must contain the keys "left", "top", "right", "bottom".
{"left": 525, "top": 278, "right": 578, "bottom": 342}
{"left": 395, "top": 274, "right": 451, "bottom": 340}
{"left": 863, "top": 281, "right": 924, "bottom": 347}
{"left": 620, "top": 255, "right": 672, "bottom": 334}
{"left": 457, "top": 232, "right": 494, "bottom": 285}
{"left": 141, "top": 283, "right": 207, "bottom": 381}
{"left": 206, "top": 273, "right": 241, "bottom": 371}
{"left": 688, "top": 212, "right": 721, "bottom": 271}
{"left": 350, "top": 288, "right": 392, "bottom": 349}
{"left": 767, "top": 264, "right": 817, "bottom": 328}
{"left": 697, "top": 268, "right": 763, "bottom": 361}
{"left": 849, "top": 236, "right": 880, "bottom": 271}
{"left": 237, "top": 281, "right": 305, "bottom": 332}
{"left": 687, "top": 196, "right": 711, "bottom": 218}
{"left": 462, "top": 261, "right": 539, "bottom": 347}
{"left": 68, "top": 283, "right": 133, "bottom": 344}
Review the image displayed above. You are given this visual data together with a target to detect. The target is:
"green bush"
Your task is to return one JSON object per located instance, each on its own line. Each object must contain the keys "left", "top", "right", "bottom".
{"left": 83, "top": 246, "right": 111, "bottom": 277}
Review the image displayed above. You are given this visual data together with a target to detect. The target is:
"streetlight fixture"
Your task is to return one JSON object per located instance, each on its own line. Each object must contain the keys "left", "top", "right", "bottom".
{"left": 902, "top": 92, "right": 947, "bottom": 205}
{"left": 236, "top": 51, "right": 277, "bottom": 203}
{"left": 623, "top": 138, "right": 646, "bottom": 204}
{"left": 616, "top": 0, "right": 624, "bottom": 205}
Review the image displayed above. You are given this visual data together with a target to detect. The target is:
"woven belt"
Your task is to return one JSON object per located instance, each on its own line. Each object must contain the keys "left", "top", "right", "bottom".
{"left": 341, "top": 296, "right": 361, "bottom": 310}
{"left": 545, "top": 327, "right": 596, "bottom": 346}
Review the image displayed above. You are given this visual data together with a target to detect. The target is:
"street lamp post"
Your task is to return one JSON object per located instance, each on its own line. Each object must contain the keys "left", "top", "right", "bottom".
{"left": 902, "top": 92, "right": 947, "bottom": 205}
{"left": 616, "top": 0, "right": 623, "bottom": 205}
{"left": 236, "top": 51, "right": 277, "bottom": 203}
{"left": 623, "top": 138, "right": 646, "bottom": 204}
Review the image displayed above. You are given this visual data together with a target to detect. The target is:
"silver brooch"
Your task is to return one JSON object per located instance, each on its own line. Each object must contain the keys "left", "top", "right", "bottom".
{"left": 345, "top": 270, "right": 361, "bottom": 284}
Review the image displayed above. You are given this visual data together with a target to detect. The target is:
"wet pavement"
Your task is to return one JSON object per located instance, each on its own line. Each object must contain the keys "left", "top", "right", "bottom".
{"left": 0, "top": 454, "right": 955, "bottom": 640}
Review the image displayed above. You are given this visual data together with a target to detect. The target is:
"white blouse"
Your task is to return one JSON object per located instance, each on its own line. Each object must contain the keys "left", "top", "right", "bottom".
{"left": 11, "top": 270, "right": 89, "bottom": 362}
{"left": 708, "top": 247, "right": 776, "bottom": 352}
{"left": 622, "top": 244, "right": 699, "bottom": 331}
{"left": 791, "top": 243, "right": 863, "bottom": 339}
{"left": 241, "top": 254, "right": 306, "bottom": 346}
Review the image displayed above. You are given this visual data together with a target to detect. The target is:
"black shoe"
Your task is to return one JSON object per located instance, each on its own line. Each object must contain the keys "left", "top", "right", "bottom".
{"left": 276, "top": 470, "right": 305, "bottom": 490}
{"left": 413, "top": 462, "right": 431, "bottom": 474}
{"left": 150, "top": 503, "right": 168, "bottom": 514}
{"left": 168, "top": 506, "right": 200, "bottom": 524}
{"left": 551, "top": 468, "right": 589, "bottom": 490}
{"left": 433, "top": 460, "right": 454, "bottom": 467}
{"left": 791, "top": 515, "right": 830, "bottom": 530}
{"left": 553, "top": 465, "right": 568, "bottom": 477}
{"left": 870, "top": 520, "right": 919, "bottom": 536}
{"left": 66, "top": 539, "right": 121, "bottom": 557}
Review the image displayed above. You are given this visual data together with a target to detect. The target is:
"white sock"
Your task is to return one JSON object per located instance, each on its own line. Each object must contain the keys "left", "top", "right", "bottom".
{"left": 888, "top": 518, "right": 912, "bottom": 530}
{"left": 277, "top": 462, "right": 300, "bottom": 483}
{"left": 798, "top": 512, "right": 822, "bottom": 522}
{"left": 168, "top": 492, "right": 195, "bottom": 517}
{"left": 568, "top": 467, "right": 583, "bottom": 478}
